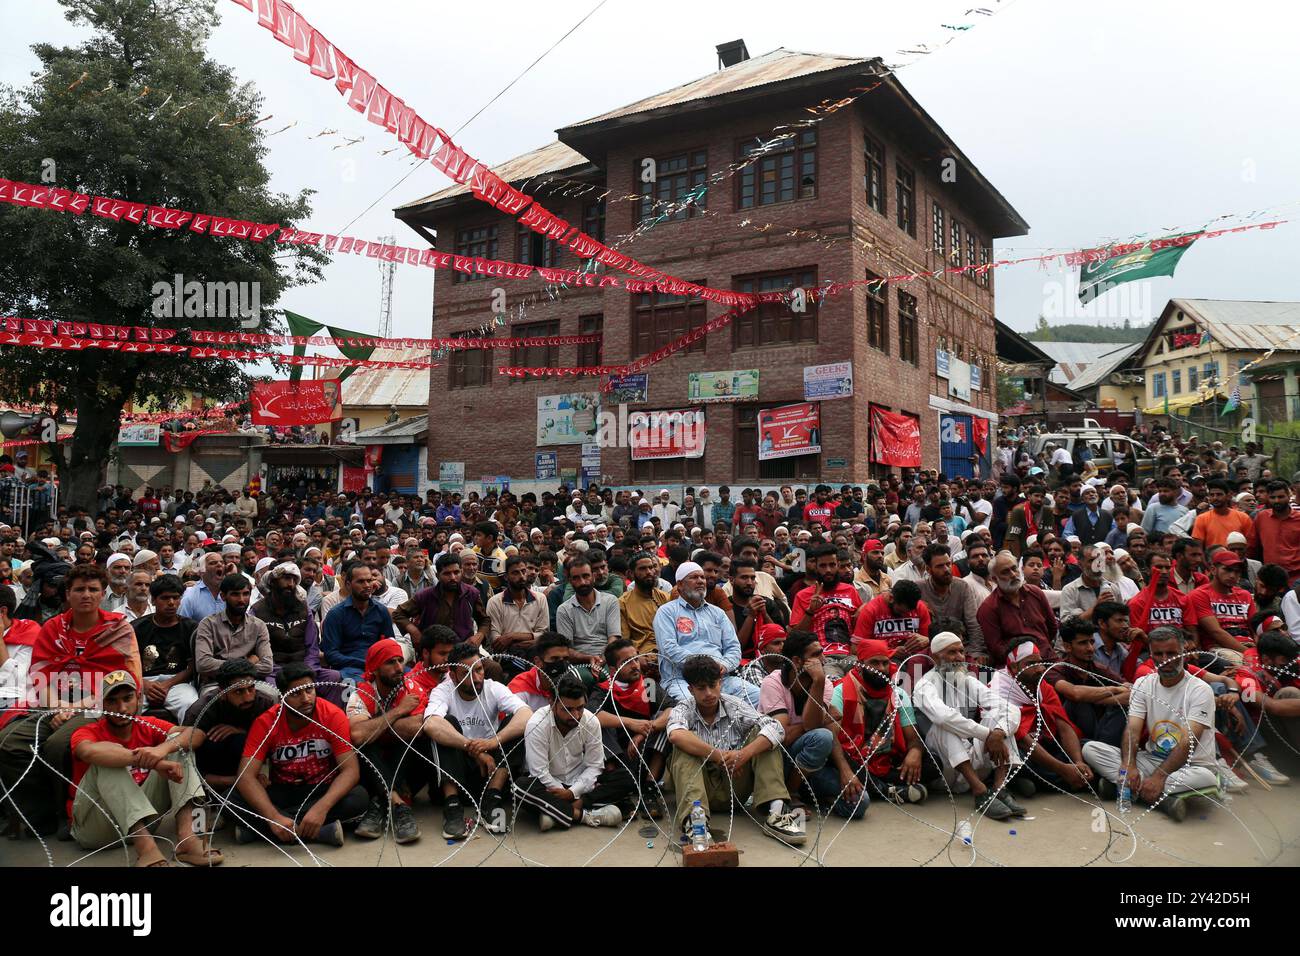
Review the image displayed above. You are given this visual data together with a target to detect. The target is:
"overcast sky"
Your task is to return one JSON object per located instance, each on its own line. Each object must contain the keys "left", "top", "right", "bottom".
{"left": 3, "top": 0, "right": 1297, "bottom": 350}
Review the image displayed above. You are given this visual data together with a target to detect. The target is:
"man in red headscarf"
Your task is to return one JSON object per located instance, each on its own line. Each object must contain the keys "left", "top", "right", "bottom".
{"left": 990, "top": 642, "right": 1093, "bottom": 792}
{"left": 345, "top": 637, "right": 425, "bottom": 843}
{"left": 0, "top": 564, "right": 139, "bottom": 836}
{"left": 829, "top": 639, "right": 931, "bottom": 804}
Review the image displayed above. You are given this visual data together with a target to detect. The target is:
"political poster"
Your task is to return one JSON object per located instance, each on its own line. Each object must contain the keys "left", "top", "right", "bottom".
{"left": 803, "top": 362, "right": 854, "bottom": 400}
{"left": 605, "top": 374, "right": 649, "bottom": 404}
{"left": 756, "top": 403, "right": 820, "bottom": 461}
{"left": 250, "top": 380, "right": 343, "bottom": 425}
{"left": 869, "top": 405, "right": 921, "bottom": 467}
{"left": 629, "top": 408, "right": 706, "bottom": 460}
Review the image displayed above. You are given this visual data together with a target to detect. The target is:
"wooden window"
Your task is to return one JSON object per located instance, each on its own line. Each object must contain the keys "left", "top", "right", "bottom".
{"left": 510, "top": 321, "right": 559, "bottom": 376}
{"left": 577, "top": 314, "right": 603, "bottom": 368}
{"left": 864, "top": 133, "right": 886, "bottom": 215}
{"left": 733, "top": 268, "right": 818, "bottom": 348}
{"left": 632, "top": 284, "right": 707, "bottom": 358}
{"left": 866, "top": 272, "right": 888, "bottom": 353}
{"left": 978, "top": 244, "right": 990, "bottom": 288}
{"left": 516, "top": 225, "right": 558, "bottom": 267}
{"left": 965, "top": 227, "right": 978, "bottom": 280}
{"left": 735, "top": 405, "right": 820, "bottom": 480}
{"left": 637, "top": 150, "right": 707, "bottom": 224}
{"left": 737, "top": 129, "right": 816, "bottom": 208}
{"left": 631, "top": 453, "right": 705, "bottom": 484}
{"left": 898, "top": 291, "right": 919, "bottom": 366}
{"left": 453, "top": 225, "right": 497, "bottom": 283}
{"left": 895, "top": 161, "right": 915, "bottom": 237}
{"left": 448, "top": 329, "right": 494, "bottom": 389}
{"left": 949, "top": 218, "right": 963, "bottom": 270}
{"left": 931, "top": 203, "right": 946, "bottom": 256}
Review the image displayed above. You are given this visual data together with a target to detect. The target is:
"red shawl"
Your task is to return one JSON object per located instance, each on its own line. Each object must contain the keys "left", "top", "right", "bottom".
{"left": 30, "top": 609, "right": 140, "bottom": 702}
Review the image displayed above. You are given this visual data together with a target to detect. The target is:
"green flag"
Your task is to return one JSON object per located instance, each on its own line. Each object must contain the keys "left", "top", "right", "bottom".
{"left": 1078, "top": 232, "right": 1200, "bottom": 305}
{"left": 284, "top": 311, "right": 378, "bottom": 382}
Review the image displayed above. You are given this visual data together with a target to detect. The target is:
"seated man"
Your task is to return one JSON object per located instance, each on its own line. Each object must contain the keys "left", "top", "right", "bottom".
{"left": 193, "top": 575, "right": 273, "bottom": 693}
{"left": 592, "top": 638, "right": 671, "bottom": 817}
{"left": 251, "top": 562, "right": 343, "bottom": 706}
{"left": 912, "top": 632, "right": 1024, "bottom": 821}
{"left": 654, "top": 562, "right": 759, "bottom": 706}
{"left": 831, "top": 640, "right": 932, "bottom": 805}
{"left": 184, "top": 659, "right": 276, "bottom": 790}
{"left": 758, "top": 630, "right": 863, "bottom": 820}
{"left": 513, "top": 673, "right": 637, "bottom": 831}
{"left": 666, "top": 654, "right": 806, "bottom": 846}
{"left": 422, "top": 643, "right": 532, "bottom": 841}
{"left": 346, "top": 638, "right": 427, "bottom": 844}
{"left": 233, "top": 662, "right": 368, "bottom": 846}
{"left": 1251, "top": 629, "right": 1300, "bottom": 755}
{"left": 69, "top": 669, "right": 216, "bottom": 867}
{"left": 1050, "top": 618, "right": 1129, "bottom": 747}
{"left": 507, "top": 631, "right": 595, "bottom": 712}
{"left": 991, "top": 642, "right": 1094, "bottom": 793}
{"left": 321, "top": 563, "right": 395, "bottom": 682}
{"left": 132, "top": 576, "right": 199, "bottom": 722}
{"left": 1082, "top": 626, "right": 1221, "bottom": 821}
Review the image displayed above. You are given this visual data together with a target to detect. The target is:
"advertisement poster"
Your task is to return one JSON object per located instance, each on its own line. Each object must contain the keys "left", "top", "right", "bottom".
{"left": 803, "top": 362, "right": 854, "bottom": 400}
{"left": 687, "top": 369, "right": 759, "bottom": 402}
{"left": 605, "top": 374, "right": 648, "bottom": 404}
{"left": 117, "top": 423, "right": 161, "bottom": 446}
{"left": 250, "top": 380, "right": 343, "bottom": 425}
{"left": 869, "top": 405, "right": 922, "bottom": 467}
{"left": 537, "top": 392, "right": 601, "bottom": 446}
{"left": 438, "top": 461, "right": 465, "bottom": 493}
{"left": 756, "top": 403, "right": 820, "bottom": 461}
{"left": 581, "top": 442, "right": 601, "bottom": 489}
{"left": 535, "top": 452, "right": 557, "bottom": 481}
{"left": 948, "top": 358, "right": 972, "bottom": 403}
{"left": 629, "top": 408, "right": 706, "bottom": 460}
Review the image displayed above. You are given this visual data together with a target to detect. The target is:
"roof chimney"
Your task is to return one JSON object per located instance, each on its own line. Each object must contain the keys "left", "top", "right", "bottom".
{"left": 716, "top": 39, "right": 749, "bottom": 69}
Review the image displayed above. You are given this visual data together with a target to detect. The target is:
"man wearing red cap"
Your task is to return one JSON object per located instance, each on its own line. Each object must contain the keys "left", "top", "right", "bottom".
{"left": 69, "top": 669, "right": 215, "bottom": 866}
{"left": 1185, "top": 551, "right": 1257, "bottom": 666}
{"left": 852, "top": 539, "right": 892, "bottom": 604}
{"left": 345, "top": 638, "right": 425, "bottom": 843}
{"left": 830, "top": 639, "right": 930, "bottom": 805}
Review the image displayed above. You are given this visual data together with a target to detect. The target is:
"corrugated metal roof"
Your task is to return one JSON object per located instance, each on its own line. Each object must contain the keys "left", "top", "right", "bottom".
{"left": 335, "top": 348, "right": 430, "bottom": 409}
{"left": 1065, "top": 343, "right": 1143, "bottom": 392}
{"left": 1035, "top": 342, "right": 1126, "bottom": 385}
{"left": 354, "top": 414, "right": 428, "bottom": 441}
{"left": 565, "top": 48, "right": 872, "bottom": 129}
{"left": 395, "top": 140, "right": 592, "bottom": 210}
{"left": 1180, "top": 299, "right": 1300, "bottom": 351}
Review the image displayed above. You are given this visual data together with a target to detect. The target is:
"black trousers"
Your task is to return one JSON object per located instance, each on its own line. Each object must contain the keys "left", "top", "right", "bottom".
{"left": 434, "top": 716, "right": 525, "bottom": 802}
{"left": 512, "top": 768, "right": 638, "bottom": 827}
{"left": 232, "top": 781, "right": 370, "bottom": 833}
{"left": 1063, "top": 697, "right": 1127, "bottom": 748}
{"left": 359, "top": 735, "right": 437, "bottom": 801}
{"left": 195, "top": 733, "right": 246, "bottom": 780}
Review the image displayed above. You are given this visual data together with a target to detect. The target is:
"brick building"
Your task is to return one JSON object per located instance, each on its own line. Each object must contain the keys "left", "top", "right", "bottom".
{"left": 395, "top": 45, "right": 1028, "bottom": 494}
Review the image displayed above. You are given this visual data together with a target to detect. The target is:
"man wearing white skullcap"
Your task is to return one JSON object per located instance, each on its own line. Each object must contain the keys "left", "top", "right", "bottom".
{"left": 101, "top": 552, "right": 132, "bottom": 613}
{"left": 652, "top": 561, "right": 759, "bottom": 706}
{"left": 912, "top": 630, "right": 1023, "bottom": 822}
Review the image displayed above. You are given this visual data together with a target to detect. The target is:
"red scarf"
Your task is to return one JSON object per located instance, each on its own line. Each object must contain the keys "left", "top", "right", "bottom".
{"left": 3, "top": 619, "right": 40, "bottom": 647}
{"left": 835, "top": 672, "right": 906, "bottom": 777}
{"left": 30, "top": 609, "right": 139, "bottom": 688}
{"left": 508, "top": 666, "right": 551, "bottom": 703}
{"left": 598, "top": 676, "right": 651, "bottom": 718}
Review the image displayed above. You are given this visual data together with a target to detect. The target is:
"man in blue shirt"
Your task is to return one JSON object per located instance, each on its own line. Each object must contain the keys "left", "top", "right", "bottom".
{"left": 179, "top": 551, "right": 226, "bottom": 623}
{"left": 1140, "top": 476, "right": 1189, "bottom": 536}
{"left": 654, "top": 562, "right": 759, "bottom": 706}
{"left": 322, "top": 563, "right": 395, "bottom": 680}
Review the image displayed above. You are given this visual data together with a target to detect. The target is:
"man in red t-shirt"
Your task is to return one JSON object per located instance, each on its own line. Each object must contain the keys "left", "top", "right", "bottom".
{"left": 852, "top": 579, "right": 932, "bottom": 664}
{"left": 802, "top": 487, "right": 835, "bottom": 533}
{"left": 1185, "top": 551, "right": 1257, "bottom": 665}
{"left": 235, "top": 662, "right": 367, "bottom": 846}
{"left": 790, "top": 546, "right": 862, "bottom": 675}
{"left": 69, "top": 669, "right": 214, "bottom": 866}
{"left": 0, "top": 565, "right": 139, "bottom": 836}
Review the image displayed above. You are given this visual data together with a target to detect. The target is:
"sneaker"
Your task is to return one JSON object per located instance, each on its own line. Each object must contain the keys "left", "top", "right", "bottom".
{"left": 581, "top": 804, "right": 623, "bottom": 828}
{"left": 482, "top": 796, "right": 510, "bottom": 835}
{"left": 538, "top": 813, "right": 556, "bottom": 832}
{"left": 1000, "top": 791, "right": 1029, "bottom": 818}
{"left": 1250, "top": 753, "right": 1292, "bottom": 786}
{"left": 1160, "top": 796, "right": 1188, "bottom": 823}
{"left": 640, "top": 789, "right": 667, "bottom": 820}
{"left": 1009, "top": 775, "right": 1036, "bottom": 799}
{"left": 233, "top": 822, "right": 258, "bottom": 845}
{"left": 1217, "top": 759, "right": 1249, "bottom": 792}
{"left": 392, "top": 803, "right": 421, "bottom": 844}
{"left": 316, "top": 820, "right": 345, "bottom": 846}
{"left": 760, "top": 800, "right": 807, "bottom": 846}
{"left": 974, "top": 790, "right": 1014, "bottom": 821}
{"left": 442, "top": 802, "right": 468, "bottom": 841}
{"left": 354, "top": 798, "right": 387, "bottom": 840}
{"left": 1097, "top": 778, "right": 1118, "bottom": 801}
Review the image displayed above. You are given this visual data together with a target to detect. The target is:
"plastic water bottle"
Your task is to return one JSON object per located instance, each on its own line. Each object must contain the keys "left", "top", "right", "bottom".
{"left": 689, "top": 801, "right": 710, "bottom": 849}
{"left": 956, "top": 820, "right": 973, "bottom": 845}
{"left": 1116, "top": 769, "right": 1132, "bottom": 814}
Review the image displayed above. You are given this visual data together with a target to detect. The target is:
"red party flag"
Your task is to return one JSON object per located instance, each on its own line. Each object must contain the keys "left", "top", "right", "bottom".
{"left": 308, "top": 30, "right": 335, "bottom": 79}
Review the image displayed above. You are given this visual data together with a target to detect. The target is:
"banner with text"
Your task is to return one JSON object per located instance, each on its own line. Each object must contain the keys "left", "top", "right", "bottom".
{"left": 869, "top": 405, "right": 922, "bottom": 467}
{"left": 757, "top": 403, "right": 821, "bottom": 461}
{"left": 251, "top": 380, "right": 343, "bottom": 425}
{"left": 629, "top": 408, "right": 706, "bottom": 460}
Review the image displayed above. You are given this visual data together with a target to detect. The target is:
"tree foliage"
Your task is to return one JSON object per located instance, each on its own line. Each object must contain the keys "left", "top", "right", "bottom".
{"left": 0, "top": 0, "right": 326, "bottom": 506}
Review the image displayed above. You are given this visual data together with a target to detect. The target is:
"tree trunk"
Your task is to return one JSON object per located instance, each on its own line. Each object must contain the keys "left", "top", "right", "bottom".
{"left": 63, "top": 394, "right": 124, "bottom": 510}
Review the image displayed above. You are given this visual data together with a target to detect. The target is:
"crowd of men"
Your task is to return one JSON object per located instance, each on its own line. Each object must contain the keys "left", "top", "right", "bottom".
{"left": 2, "top": 437, "right": 1299, "bottom": 864}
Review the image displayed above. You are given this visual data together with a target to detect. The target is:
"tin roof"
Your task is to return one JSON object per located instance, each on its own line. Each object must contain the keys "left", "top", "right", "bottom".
{"left": 1035, "top": 342, "right": 1130, "bottom": 385}
{"left": 563, "top": 48, "right": 872, "bottom": 129}
{"left": 395, "top": 140, "right": 593, "bottom": 210}
{"left": 1062, "top": 343, "right": 1143, "bottom": 392}
{"left": 353, "top": 414, "right": 429, "bottom": 443}
{"left": 1177, "top": 299, "right": 1300, "bottom": 351}
{"left": 334, "top": 348, "right": 430, "bottom": 409}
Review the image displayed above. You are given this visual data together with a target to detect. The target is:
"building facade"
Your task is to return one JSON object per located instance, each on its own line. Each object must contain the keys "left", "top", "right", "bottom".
{"left": 396, "top": 47, "right": 1027, "bottom": 493}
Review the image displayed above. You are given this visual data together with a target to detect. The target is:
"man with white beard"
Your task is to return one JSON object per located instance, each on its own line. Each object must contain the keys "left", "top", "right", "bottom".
{"left": 912, "top": 632, "right": 1024, "bottom": 820}
{"left": 890, "top": 535, "right": 930, "bottom": 586}
{"left": 977, "top": 552, "right": 1059, "bottom": 667}
{"left": 1059, "top": 544, "right": 1136, "bottom": 623}
{"left": 654, "top": 562, "right": 759, "bottom": 706}
{"left": 100, "top": 553, "right": 132, "bottom": 613}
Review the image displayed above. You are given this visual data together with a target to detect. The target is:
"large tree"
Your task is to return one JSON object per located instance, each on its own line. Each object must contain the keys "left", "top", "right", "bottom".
{"left": 0, "top": 0, "right": 325, "bottom": 508}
